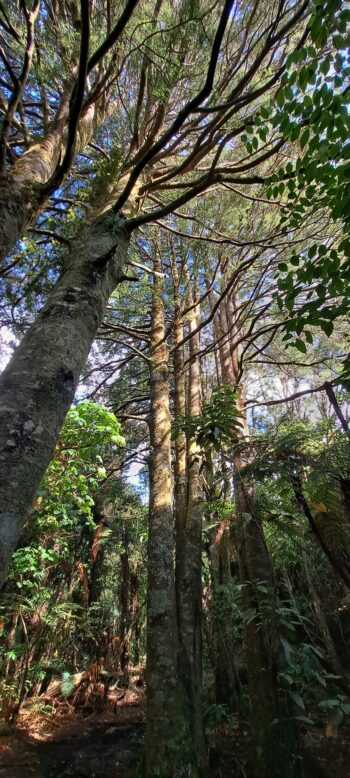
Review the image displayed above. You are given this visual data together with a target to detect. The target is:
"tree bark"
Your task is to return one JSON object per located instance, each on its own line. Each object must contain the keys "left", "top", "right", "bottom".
{"left": 302, "top": 554, "right": 344, "bottom": 677}
{"left": 173, "top": 281, "right": 188, "bottom": 590}
{"left": 207, "top": 512, "right": 239, "bottom": 710}
{"left": 145, "top": 251, "right": 193, "bottom": 777}
{"left": 213, "top": 287, "right": 299, "bottom": 776}
{"left": 129, "top": 570, "right": 141, "bottom": 665}
{"left": 89, "top": 498, "right": 108, "bottom": 609}
{"left": 0, "top": 209, "right": 129, "bottom": 585}
{"left": 206, "top": 289, "right": 239, "bottom": 710}
{"left": 291, "top": 473, "right": 350, "bottom": 589}
{"left": 119, "top": 523, "right": 130, "bottom": 678}
{"left": 176, "top": 283, "right": 207, "bottom": 774}
{"left": 0, "top": 96, "right": 111, "bottom": 262}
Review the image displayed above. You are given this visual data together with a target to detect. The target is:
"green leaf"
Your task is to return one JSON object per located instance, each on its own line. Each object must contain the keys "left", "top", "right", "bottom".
{"left": 292, "top": 339, "right": 307, "bottom": 354}
{"left": 320, "top": 320, "right": 334, "bottom": 336}
{"left": 300, "top": 128, "right": 310, "bottom": 149}
{"left": 295, "top": 715, "right": 314, "bottom": 725}
{"left": 289, "top": 691, "right": 305, "bottom": 710}
{"left": 276, "top": 89, "right": 284, "bottom": 108}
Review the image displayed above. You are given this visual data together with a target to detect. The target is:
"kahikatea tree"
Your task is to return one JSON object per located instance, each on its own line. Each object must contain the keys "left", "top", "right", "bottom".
{"left": 1, "top": 2, "right": 349, "bottom": 776}
{"left": 0, "top": 0, "right": 310, "bottom": 595}
{"left": 0, "top": 0, "right": 141, "bottom": 260}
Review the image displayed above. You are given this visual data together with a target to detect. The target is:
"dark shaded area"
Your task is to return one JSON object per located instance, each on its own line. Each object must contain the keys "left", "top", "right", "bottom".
{"left": 0, "top": 720, "right": 144, "bottom": 777}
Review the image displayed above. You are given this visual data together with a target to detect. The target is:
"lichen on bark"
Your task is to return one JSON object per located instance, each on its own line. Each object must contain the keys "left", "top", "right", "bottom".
{"left": 0, "top": 210, "right": 129, "bottom": 585}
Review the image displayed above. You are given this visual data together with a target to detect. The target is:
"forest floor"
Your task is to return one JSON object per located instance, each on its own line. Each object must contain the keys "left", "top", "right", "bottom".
{"left": 0, "top": 683, "right": 145, "bottom": 778}
{"left": 1, "top": 681, "right": 350, "bottom": 777}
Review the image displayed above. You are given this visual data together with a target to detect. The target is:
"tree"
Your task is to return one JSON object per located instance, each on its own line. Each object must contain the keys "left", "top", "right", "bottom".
{"left": 0, "top": 0, "right": 141, "bottom": 260}
{"left": 0, "top": 0, "right": 310, "bottom": 590}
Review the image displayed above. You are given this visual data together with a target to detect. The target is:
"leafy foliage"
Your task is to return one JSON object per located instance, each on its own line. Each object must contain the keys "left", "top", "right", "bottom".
{"left": 175, "top": 386, "right": 243, "bottom": 451}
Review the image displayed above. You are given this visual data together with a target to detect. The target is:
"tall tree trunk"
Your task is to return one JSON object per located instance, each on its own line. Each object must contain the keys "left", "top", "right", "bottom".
{"left": 89, "top": 498, "right": 107, "bottom": 608}
{"left": 208, "top": 517, "right": 239, "bottom": 709}
{"left": 0, "top": 210, "right": 129, "bottom": 585}
{"left": 215, "top": 288, "right": 299, "bottom": 777}
{"left": 205, "top": 288, "right": 239, "bottom": 710}
{"left": 235, "top": 469, "right": 298, "bottom": 777}
{"left": 176, "top": 283, "right": 207, "bottom": 774}
{"left": 302, "top": 554, "right": 344, "bottom": 678}
{"left": 129, "top": 570, "right": 141, "bottom": 665}
{"left": 145, "top": 250, "right": 193, "bottom": 777}
{"left": 173, "top": 282, "right": 188, "bottom": 597}
{"left": 119, "top": 523, "right": 130, "bottom": 678}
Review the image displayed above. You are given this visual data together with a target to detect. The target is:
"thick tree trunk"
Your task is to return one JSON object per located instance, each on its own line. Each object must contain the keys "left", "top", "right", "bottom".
{"left": 0, "top": 98, "right": 110, "bottom": 262}
{"left": 208, "top": 514, "right": 239, "bottom": 710}
{"left": 0, "top": 210, "right": 129, "bottom": 585}
{"left": 234, "top": 399, "right": 299, "bottom": 777}
{"left": 145, "top": 255, "right": 193, "bottom": 777}
{"left": 176, "top": 286, "right": 207, "bottom": 774}
{"left": 235, "top": 473, "right": 297, "bottom": 777}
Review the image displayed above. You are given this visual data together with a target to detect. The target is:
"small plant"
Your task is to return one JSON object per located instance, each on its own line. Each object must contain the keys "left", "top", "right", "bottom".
{"left": 204, "top": 703, "right": 237, "bottom": 729}
{"left": 319, "top": 694, "right": 350, "bottom": 728}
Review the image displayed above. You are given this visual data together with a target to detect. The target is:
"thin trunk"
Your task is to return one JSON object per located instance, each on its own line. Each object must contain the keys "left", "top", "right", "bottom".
{"left": 145, "top": 251, "right": 193, "bottom": 777}
{"left": 176, "top": 283, "right": 207, "bottom": 773}
{"left": 291, "top": 473, "right": 350, "bottom": 589}
{"left": 323, "top": 382, "right": 350, "bottom": 524}
{"left": 129, "top": 570, "right": 141, "bottom": 665}
{"left": 324, "top": 382, "right": 349, "bottom": 433}
{"left": 119, "top": 524, "right": 130, "bottom": 678}
{"left": 216, "top": 287, "right": 299, "bottom": 777}
{"left": 0, "top": 209, "right": 129, "bottom": 585}
{"left": 207, "top": 509, "right": 240, "bottom": 709}
{"left": 173, "top": 284, "right": 188, "bottom": 590}
{"left": 302, "top": 554, "right": 344, "bottom": 677}
{"left": 206, "top": 288, "right": 239, "bottom": 710}
{"left": 89, "top": 499, "right": 107, "bottom": 609}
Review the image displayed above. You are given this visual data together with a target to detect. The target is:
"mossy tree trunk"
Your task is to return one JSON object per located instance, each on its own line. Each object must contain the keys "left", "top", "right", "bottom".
{"left": 216, "top": 290, "right": 300, "bottom": 777}
{"left": 0, "top": 94, "right": 110, "bottom": 262}
{"left": 0, "top": 209, "right": 130, "bottom": 586}
{"left": 175, "top": 282, "right": 207, "bottom": 774}
{"left": 145, "top": 249, "right": 194, "bottom": 777}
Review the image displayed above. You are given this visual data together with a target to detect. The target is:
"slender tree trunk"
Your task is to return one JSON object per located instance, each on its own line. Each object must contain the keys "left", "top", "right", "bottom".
{"left": 173, "top": 287, "right": 188, "bottom": 595}
{"left": 0, "top": 210, "right": 129, "bottom": 585}
{"left": 145, "top": 251, "right": 193, "bottom": 777}
{"left": 119, "top": 523, "right": 130, "bottom": 678}
{"left": 205, "top": 289, "right": 239, "bottom": 709}
{"left": 291, "top": 473, "right": 350, "bottom": 589}
{"left": 89, "top": 499, "right": 107, "bottom": 608}
{"left": 129, "top": 570, "right": 141, "bottom": 665}
{"left": 214, "top": 288, "right": 299, "bottom": 776}
{"left": 176, "top": 283, "right": 207, "bottom": 774}
{"left": 302, "top": 554, "right": 344, "bottom": 677}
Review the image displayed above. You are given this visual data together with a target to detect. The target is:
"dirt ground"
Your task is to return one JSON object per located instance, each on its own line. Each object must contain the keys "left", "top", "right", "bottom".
{"left": 1, "top": 687, "right": 350, "bottom": 778}
{"left": 0, "top": 686, "right": 144, "bottom": 778}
